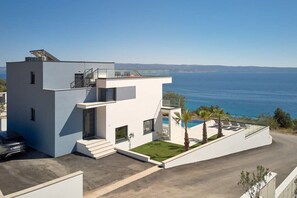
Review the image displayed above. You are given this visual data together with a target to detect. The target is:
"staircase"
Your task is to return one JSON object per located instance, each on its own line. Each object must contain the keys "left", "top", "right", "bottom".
{"left": 76, "top": 139, "right": 116, "bottom": 159}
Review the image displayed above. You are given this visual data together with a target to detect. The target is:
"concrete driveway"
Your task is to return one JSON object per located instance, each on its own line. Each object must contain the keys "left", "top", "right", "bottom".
{"left": 0, "top": 152, "right": 152, "bottom": 195}
{"left": 104, "top": 132, "right": 297, "bottom": 198}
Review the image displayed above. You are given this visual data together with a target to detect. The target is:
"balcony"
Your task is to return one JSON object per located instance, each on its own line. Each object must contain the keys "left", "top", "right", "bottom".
{"left": 162, "top": 98, "right": 180, "bottom": 108}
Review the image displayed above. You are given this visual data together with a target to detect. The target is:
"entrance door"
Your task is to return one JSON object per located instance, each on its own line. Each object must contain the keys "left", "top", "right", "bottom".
{"left": 83, "top": 109, "right": 95, "bottom": 139}
{"left": 75, "top": 73, "right": 84, "bottom": 88}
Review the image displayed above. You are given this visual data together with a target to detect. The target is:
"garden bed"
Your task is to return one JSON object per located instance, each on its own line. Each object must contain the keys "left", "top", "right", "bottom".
{"left": 132, "top": 134, "right": 220, "bottom": 162}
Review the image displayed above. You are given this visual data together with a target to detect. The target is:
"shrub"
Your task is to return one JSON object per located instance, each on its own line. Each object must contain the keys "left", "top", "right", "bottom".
{"left": 273, "top": 108, "right": 292, "bottom": 128}
{"left": 292, "top": 119, "right": 297, "bottom": 131}
{"left": 258, "top": 114, "right": 279, "bottom": 129}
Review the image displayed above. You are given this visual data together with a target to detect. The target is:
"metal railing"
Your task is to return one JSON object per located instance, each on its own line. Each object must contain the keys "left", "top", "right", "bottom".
{"left": 92, "top": 69, "right": 169, "bottom": 79}
{"left": 162, "top": 98, "right": 180, "bottom": 108}
{"left": 70, "top": 69, "right": 170, "bottom": 88}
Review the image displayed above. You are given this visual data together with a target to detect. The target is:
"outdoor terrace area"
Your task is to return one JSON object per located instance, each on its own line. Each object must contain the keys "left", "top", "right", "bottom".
{"left": 166, "top": 120, "right": 266, "bottom": 146}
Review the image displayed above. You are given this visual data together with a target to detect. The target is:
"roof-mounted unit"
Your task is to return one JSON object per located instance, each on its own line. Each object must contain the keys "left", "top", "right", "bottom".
{"left": 29, "top": 49, "right": 60, "bottom": 62}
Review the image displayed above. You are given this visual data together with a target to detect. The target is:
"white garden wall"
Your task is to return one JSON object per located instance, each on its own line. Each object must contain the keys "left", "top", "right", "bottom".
{"left": 275, "top": 166, "right": 297, "bottom": 198}
{"left": 163, "top": 126, "right": 272, "bottom": 168}
{"left": 240, "top": 172, "right": 277, "bottom": 198}
{"left": 4, "top": 171, "right": 83, "bottom": 198}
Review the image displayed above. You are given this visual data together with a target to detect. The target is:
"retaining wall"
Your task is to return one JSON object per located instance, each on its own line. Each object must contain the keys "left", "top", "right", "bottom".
{"left": 163, "top": 126, "right": 271, "bottom": 168}
{"left": 4, "top": 171, "right": 83, "bottom": 198}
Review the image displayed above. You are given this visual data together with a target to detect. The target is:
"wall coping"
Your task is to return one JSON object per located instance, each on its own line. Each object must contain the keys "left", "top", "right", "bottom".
{"left": 116, "top": 148, "right": 150, "bottom": 162}
{"left": 5, "top": 171, "right": 83, "bottom": 198}
{"left": 275, "top": 166, "right": 297, "bottom": 197}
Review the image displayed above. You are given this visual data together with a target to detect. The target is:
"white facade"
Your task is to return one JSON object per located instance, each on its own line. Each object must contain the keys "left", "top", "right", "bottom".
{"left": 95, "top": 77, "right": 171, "bottom": 150}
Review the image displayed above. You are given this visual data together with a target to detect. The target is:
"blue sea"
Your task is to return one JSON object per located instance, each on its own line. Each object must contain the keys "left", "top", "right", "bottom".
{"left": 2, "top": 66, "right": 297, "bottom": 118}
{"left": 164, "top": 71, "right": 297, "bottom": 118}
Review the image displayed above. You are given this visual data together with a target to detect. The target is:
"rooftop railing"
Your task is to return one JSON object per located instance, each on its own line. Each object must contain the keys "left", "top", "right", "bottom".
{"left": 70, "top": 69, "right": 170, "bottom": 88}
{"left": 93, "top": 69, "right": 170, "bottom": 79}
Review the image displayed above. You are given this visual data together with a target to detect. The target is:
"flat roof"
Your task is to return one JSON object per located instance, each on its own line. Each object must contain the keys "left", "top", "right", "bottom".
{"left": 7, "top": 60, "right": 114, "bottom": 64}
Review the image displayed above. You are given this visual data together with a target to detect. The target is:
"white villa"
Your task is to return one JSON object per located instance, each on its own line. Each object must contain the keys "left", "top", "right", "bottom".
{"left": 7, "top": 50, "right": 182, "bottom": 159}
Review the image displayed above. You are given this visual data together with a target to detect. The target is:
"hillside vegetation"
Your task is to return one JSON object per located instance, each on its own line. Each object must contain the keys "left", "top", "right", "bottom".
{"left": 0, "top": 79, "right": 6, "bottom": 92}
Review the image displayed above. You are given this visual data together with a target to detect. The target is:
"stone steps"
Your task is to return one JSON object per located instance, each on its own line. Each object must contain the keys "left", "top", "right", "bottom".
{"left": 76, "top": 139, "right": 115, "bottom": 159}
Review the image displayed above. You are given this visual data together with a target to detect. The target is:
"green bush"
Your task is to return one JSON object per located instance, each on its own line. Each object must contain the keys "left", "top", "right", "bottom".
{"left": 273, "top": 108, "right": 292, "bottom": 128}
{"left": 258, "top": 114, "right": 279, "bottom": 129}
{"left": 292, "top": 119, "right": 297, "bottom": 131}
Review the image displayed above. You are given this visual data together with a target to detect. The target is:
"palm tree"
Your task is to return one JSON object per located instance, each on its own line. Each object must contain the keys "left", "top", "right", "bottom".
{"left": 173, "top": 109, "right": 192, "bottom": 151}
{"left": 211, "top": 107, "right": 228, "bottom": 138}
{"left": 196, "top": 110, "right": 211, "bottom": 144}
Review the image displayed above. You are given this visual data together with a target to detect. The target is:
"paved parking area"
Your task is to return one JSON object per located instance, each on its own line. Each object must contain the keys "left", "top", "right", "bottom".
{"left": 104, "top": 132, "right": 297, "bottom": 198}
{"left": 0, "top": 151, "right": 153, "bottom": 195}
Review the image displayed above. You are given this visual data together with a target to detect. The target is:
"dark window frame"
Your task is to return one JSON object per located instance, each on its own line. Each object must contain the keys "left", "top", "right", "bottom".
{"left": 115, "top": 125, "right": 128, "bottom": 143}
{"left": 30, "top": 72, "right": 35, "bottom": 84}
{"left": 98, "top": 88, "right": 116, "bottom": 102}
{"left": 143, "top": 119, "right": 155, "bottom": 134}
{"left": 31, "top": 108, "right": 35, "bottom": 121}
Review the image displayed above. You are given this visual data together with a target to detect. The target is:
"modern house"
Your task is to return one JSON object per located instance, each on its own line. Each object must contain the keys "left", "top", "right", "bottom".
{"left": 7, "top": 50, "right": 180, "bottom": 159}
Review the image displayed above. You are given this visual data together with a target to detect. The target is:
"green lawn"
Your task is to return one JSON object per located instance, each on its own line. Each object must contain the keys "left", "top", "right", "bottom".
{"left": 131, "top": 141, "right": 184, "bottom": 162}
{"left": 190, "top": 134, "right": 219, "bottom": 148}
{"left": 132, "top": 134, "right": 221, "bottom": 162}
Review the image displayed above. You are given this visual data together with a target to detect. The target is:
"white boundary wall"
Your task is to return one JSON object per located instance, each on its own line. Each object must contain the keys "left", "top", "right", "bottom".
{"left": 240, "top": 172, "right": 277, "bottom": 198}
{"left": 163, "top": 126, "right": 271, "bottom": 168}
{"left": 275, "top": 166, "right": 297, "bottom": 198}
{"left": 4, "top": 171, "right": 83, "bottom": 198}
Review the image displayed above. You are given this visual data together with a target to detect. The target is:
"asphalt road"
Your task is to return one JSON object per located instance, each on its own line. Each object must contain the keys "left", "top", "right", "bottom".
{"left": 0, "top": 152, "right": 152, "bottom": 195}
{"left": 104, "top": 132, "right": 297, "bottom": 198}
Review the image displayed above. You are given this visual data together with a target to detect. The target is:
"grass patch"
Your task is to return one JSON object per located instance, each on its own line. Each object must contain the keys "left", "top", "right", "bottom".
{"left": 208, "top": 134, "right": 218, "bottom": 141}
{"left": 189, "top": 142, "right": 202, "bottom": 149}
{"left": 132, "top": 141, "right": 184, "bottom": 162}
{"left": 190, "top": 134, "right": 220, "bottom": 148}
{"left": 132, "top": 135, "right": 223, "bottom": 161}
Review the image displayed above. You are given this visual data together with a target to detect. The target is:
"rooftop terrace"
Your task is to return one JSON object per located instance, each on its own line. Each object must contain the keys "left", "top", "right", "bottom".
{"left": 71, "top": 69, "right": 170, "bottom": 88}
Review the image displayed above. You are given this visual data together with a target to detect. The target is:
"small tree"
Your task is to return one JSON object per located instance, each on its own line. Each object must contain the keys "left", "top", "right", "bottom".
{"left": 211, "top": 106, "right": 228, "bottom": 138}
{"left": 238, "top": 165, "right": 271, "bottom": 198}
{"left": 273, "top": 107, "right": 292, "bottom": 128}
{"left": 173, "top": 109, "right": 192, "bottom": 151}
{"left": 196, "top": 110, "right": 211, "bottom": 144}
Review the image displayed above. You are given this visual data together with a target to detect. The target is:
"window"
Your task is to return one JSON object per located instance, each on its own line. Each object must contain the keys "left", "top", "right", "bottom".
{"left": 31, "top": 108, "right": 35, "bottom": 121}
{"left": 115, "top": 125, "right": 128, "bottom": 143}
{"left": 143, "top": 119, "right": 154, "bottom": 134}
{"left": 98, "top": 88, "right": 116, "bottom": 102}
{"left": 30, "top": 72, "right": 35, "bottom": 84}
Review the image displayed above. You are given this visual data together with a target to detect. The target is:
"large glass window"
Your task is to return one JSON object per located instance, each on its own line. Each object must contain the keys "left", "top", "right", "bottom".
{"left": 98, "top": 88, "right": 116, "bottom": 102}
{"left": 115, "top": 125, "right": 128, "bottom": 143}
{"left": 143, "top": 119, "right": 154, "bottom": 134}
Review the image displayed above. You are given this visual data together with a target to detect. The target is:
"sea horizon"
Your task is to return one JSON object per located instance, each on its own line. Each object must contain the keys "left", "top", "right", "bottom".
{"left": 1, "top": 64, "right": 297, "bottom": 118}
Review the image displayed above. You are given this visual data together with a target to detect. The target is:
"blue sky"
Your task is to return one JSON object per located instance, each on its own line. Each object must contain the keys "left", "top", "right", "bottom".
{"left": 0, "top": 0, "right": 297, "bottom": 67}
